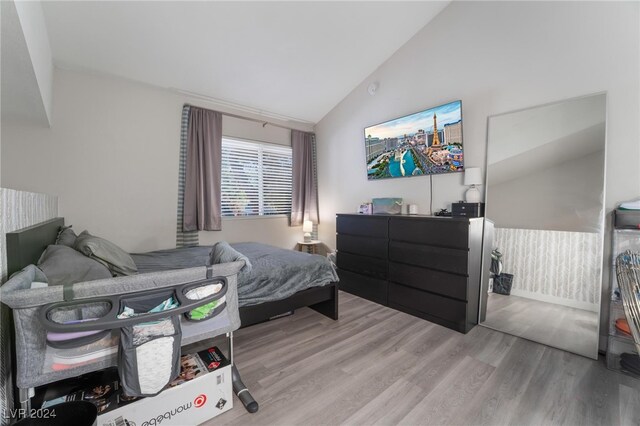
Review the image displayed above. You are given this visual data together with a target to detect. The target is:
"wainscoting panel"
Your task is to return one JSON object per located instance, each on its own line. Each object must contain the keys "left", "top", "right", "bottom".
{"left": 0, "top": 188, "right": 57, "bottom": 425}
{"left": 493, "top": 227, "right": 601, "bottom": 311}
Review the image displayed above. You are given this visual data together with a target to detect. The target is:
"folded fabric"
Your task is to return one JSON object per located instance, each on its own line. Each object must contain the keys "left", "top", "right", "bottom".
{"left": 132, "top": 318, "right": 176, "bottom": 346}
{"left": 188, "top": 297, "right": 226, "bottom": 320}
{"left": 46, "top": 318, "right": 111, "bottom": 349}
{"left": 55, "top": 225, "right": 78, "bottom": 247}
{"left": 185, "top": 283, "right": 223, "bottom": 300}
{"left": 38, "top": 244, "right": 112, "bottom": 286}
{"left": 47, "top": 318, "right": 102, "bottom": 342}
{"left": 118, "top": 296, "right": 179, "bottom": 320}
{"left": 74, "top": 231, "right": 138, "bottom": 276}
{"left": 210, "top": 241, "right": 252, "bottom": 281}
{"left": 183, "top": 283, "right": 225, "bottom": 320}
{"left": 52, "top": 334, "right": 119, "bottom": 366}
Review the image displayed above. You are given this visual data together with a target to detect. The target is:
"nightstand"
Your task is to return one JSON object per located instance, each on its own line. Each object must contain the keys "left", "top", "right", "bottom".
{"left": 297, "top": 240, "right": 321, "bottom": 254}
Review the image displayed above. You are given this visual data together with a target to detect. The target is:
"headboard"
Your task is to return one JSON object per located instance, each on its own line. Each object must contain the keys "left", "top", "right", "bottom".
{"left": 6, "top": 217, "right": 64, "bottom": 277}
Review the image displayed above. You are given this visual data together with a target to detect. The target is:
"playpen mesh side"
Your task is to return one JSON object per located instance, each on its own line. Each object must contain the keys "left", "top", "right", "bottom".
{"left": 2, "top": 263, "right": 243, "bottom": 389}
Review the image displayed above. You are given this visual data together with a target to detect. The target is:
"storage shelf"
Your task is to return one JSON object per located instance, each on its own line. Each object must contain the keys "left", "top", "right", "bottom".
{"left": 609, "top": 301, "right": 633, "bottom": 341}
{"left": 607, "top": 335, "right": 639, "bottom": 375}
{"left": 607, "top": 223, "right": 640, "bottom": 378}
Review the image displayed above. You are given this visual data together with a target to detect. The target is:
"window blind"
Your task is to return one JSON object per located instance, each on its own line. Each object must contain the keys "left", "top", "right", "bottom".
{"left": 221, "top": 138, "right": 292, "bottom": 217}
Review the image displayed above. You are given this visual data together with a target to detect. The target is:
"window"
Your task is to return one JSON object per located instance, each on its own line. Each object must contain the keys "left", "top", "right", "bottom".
{"left": 221, "top": 137, "right": 292, "bottom": 217}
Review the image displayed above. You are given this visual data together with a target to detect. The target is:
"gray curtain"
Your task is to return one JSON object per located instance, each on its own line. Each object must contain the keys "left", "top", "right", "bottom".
{"left": 176, "top": 105, "right": 199, "bottom": 247}
{"left": 291, "top": 130, "right": 319, "bottom": 226}
{"left": 183, "top": 106, "right": 223, "bottom": 231}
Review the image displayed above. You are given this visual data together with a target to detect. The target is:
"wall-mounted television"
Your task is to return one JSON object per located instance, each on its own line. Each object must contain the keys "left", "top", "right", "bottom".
{"left": 365, "top": 100, "right": 464, "bottom": 180}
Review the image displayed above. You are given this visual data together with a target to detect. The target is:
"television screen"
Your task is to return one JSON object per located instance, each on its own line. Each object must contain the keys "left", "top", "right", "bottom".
{"left": 365, "top": 100, "right": 463, "bottom": 180}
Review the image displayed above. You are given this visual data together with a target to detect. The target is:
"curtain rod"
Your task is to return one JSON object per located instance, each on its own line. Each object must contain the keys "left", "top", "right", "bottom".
{"left": 184, "top": 103, "right": 312, "bottom": 133}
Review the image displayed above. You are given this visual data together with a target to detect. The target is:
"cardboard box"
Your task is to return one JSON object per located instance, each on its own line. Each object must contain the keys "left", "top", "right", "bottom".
{"left": 98, "top": 363, "right": 232, "bottom": 426}
{"left": 39, "top": 347, "right": 233, "bottom": 426}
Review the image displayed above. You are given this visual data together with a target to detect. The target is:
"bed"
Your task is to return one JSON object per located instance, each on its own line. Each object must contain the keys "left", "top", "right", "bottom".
{"left": 5, "top": 217, "right": 339, "bottom": 328}
{"left": 2, "top": 217, "right": 339, "bottom": 411}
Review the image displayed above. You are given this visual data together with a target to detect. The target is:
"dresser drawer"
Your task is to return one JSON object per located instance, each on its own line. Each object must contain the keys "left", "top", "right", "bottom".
{"left": 337, "top": 215, "right": 388, "bottom": 239}
{"left": 389, "top": 241, "right": 468, "bottom": 275}
{"left": 389, "top": 217, "right": 469, "bottom": 249}
{"left": 337, "top": 234, "right": 388, "bottom": 259}
{"left": 389, "top": 262, "right": 468, "bottom": 301}
{"left": 338, "top": 269, "right": 388, "bottom": 306}
{"left": 337, "top": 251, "right": 387, "bottom": 279}
{"left": 388, "top": 282, "right": 467, "bottom": 328}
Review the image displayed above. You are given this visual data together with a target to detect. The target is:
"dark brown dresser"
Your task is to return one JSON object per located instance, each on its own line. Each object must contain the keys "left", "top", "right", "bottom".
{"left": 336, "top": 214, "right": 490, "bottom": 333}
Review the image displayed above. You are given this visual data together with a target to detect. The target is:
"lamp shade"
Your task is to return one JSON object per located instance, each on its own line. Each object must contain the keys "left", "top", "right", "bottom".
{"left": 464, "top": 168, "right": 482, "bottom": 186}
{"left": 302, "top": 220, "right": 313, "bottom": 233}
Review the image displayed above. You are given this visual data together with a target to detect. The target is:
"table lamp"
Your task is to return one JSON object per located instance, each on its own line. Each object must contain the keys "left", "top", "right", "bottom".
{"left": 303, "top": 220, "right": 313, "bottom": 242}
{"left": 464, "top": 168, "right": 482, "bottom": 203}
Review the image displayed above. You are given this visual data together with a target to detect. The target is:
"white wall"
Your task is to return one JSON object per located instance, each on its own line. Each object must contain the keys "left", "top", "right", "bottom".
{"left": 316, "top": 1, "right": 639, "bottom": 247}
{"left": 315, "top": 1, "right": 639, "bottom": 348}
{"left": 1, "top": 68, "right": 312, "bottom": 252}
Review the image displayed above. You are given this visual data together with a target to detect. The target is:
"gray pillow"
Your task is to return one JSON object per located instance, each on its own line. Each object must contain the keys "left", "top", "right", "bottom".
{"left": 37, "top": 245, "right": 112, "bottom": 286}
{"left": 74, "top": 231, "right": 138, "bottom": 276}
{"left": 55, "top": 225, "right": 77, "bottom": 248}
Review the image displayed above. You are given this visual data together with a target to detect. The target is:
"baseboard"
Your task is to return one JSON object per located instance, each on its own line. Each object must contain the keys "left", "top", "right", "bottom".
{"left": 508, "top": 289, "right": 599, "bottom": 312}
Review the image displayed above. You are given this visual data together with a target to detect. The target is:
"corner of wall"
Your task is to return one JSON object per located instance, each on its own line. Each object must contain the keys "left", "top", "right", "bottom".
{"left": 11, "top": 0, "right": 54, "bottom": 126}
{"left": 0, "top": 187, "right": 57, "bottom": 425}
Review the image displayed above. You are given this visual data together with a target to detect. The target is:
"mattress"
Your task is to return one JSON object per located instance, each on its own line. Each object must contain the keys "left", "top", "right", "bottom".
{"left": 131, "top": 242, "right": 338, "bottom": 307}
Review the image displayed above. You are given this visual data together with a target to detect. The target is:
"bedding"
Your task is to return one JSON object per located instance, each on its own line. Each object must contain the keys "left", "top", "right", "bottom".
{"left": 210, "top": 241, "right": 253, "bottom": 279}
{"left": 55, "top": 225, "right": 77, "bottom": 247}
{"left": 38, "top": 244, "right": 112, "bottom": 286}
{"left": 131, "top": 242, "right": 338, "bottom": 307}
{"left": 232, "top": 242, "right": 338, "bottom": 306}
{"left": 131, "top": 246, "right": 213, "bottom": 274}
{"left": 75, "top": 231, "right": 138, "bottom": 276}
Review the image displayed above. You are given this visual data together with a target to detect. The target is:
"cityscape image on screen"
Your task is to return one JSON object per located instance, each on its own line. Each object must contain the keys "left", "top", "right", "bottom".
{"left": 365, "top": 100, "right": 464, "bottom": 180}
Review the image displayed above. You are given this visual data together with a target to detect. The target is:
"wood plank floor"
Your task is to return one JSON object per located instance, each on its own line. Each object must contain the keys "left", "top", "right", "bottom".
{"left": 206, "top": 291, "right": 640, "bottom": 426}
{"left": 482, "top": 293, "right": 599, "bottom": 359}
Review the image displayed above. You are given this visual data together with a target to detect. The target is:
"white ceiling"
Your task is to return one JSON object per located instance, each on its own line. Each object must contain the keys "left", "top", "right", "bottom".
{"left": 40, "top": 1, "right": 449, "bottom": 124}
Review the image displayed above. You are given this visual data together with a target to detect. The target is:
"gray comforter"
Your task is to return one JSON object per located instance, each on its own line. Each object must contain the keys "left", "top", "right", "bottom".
{"left": 131, "top": 242, "right": 338, "bottom": 307}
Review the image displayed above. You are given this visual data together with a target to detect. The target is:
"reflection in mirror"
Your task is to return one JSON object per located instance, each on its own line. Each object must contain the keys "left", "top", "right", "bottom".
{"left": 480, "top": 93, "right": 606, "bottom": 359}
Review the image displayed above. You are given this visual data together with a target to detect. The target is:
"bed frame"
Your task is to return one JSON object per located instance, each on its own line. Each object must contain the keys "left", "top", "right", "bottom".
{"left": 5, "top": 217, "right": 339, "bottom": 328}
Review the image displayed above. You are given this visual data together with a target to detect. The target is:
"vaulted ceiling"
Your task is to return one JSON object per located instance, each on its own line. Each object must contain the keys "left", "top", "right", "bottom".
{"left": 40, "top": 1, "right": 449, "bottom": 123}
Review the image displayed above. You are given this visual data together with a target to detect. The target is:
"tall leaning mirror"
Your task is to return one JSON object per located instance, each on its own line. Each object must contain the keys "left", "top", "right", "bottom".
{"left": 480, "top": 93, "right": 606, "bottom": 359}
